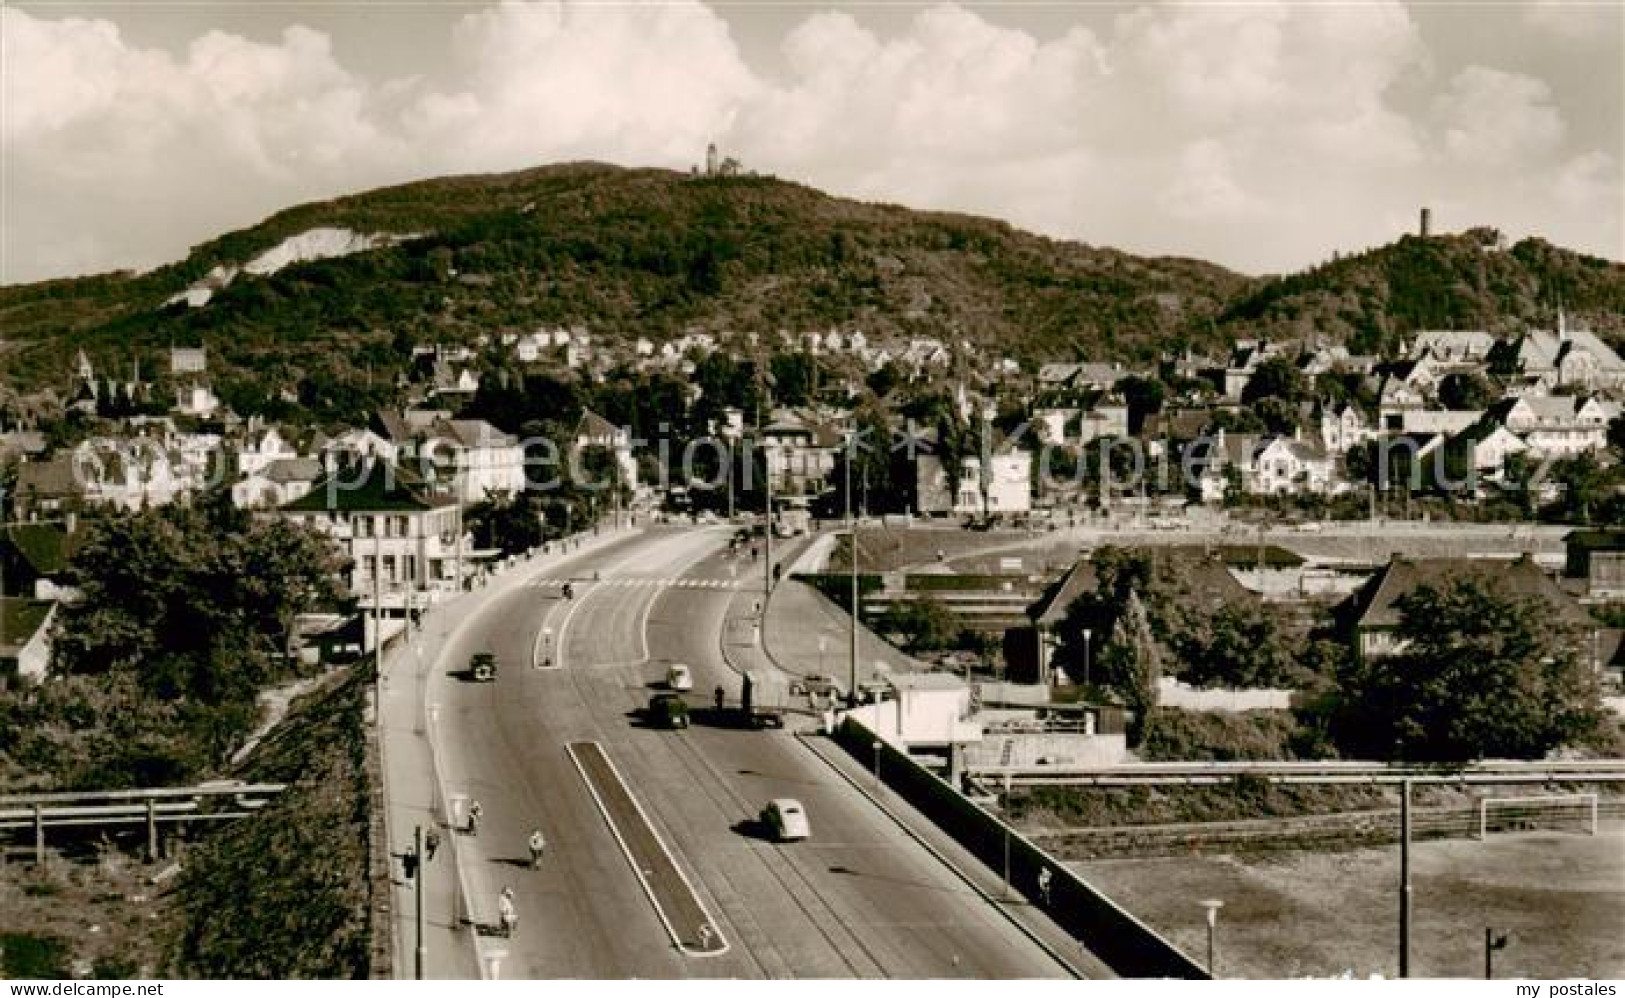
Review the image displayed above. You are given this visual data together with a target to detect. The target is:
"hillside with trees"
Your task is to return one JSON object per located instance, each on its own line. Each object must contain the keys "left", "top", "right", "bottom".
{"left": 0, "top": 163, "right": 1240, "bottom": 401}
{"left": 6, "top": 162, "right": 1620, "bottom": 420}
{"left": 1217, "top": 229, "right": 1625, "bottom": 354}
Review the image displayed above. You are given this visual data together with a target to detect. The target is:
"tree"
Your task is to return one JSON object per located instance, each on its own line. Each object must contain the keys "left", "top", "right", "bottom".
{"left": 1328, "top": 578, "right": 1604, "bottom": 762}
{"left": 1171, "top": 602, "right": 1303, "bottom": 689}
{"left": 1098, "top": 591, "right": 1162, "bottom": 744}
{"left": 1118, "top": 375, "right": 1165, "bottom": 435}
{"left": 1609, "top": 414, "right": 1625, "bottom": 456}
{"left": 769, "top": 352, "right": 817, "bottom": 408}
{"left": 1549, "top": 452, "right": 1617, "bottom": 525}
{"left": 1438, "top": 371, "right": 1492, "bottom": 410}
{"left": 1241, "top": 356, "right": 1309, "bottom": 407}
{"left": 1254, "top": 396, "right": 1300, "bottom": 435}
{"left": 879, "top": 595, "right": 957, "bottom": 653}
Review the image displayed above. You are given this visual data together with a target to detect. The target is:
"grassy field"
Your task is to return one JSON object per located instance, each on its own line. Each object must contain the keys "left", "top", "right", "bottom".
{"left": 0, "top": 850, "right": 174, "bottom": 978}
{"left": 1073, "top": 826, "right": 1625, "bottom": 979}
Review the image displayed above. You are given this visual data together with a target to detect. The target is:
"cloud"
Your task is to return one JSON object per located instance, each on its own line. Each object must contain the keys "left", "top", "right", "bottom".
{"left": 1, "top": 1, "right": 1619, "bottom": 284}
{"left": 1522, "top": 0, "right": 1624, "bottom": 41}
{"left": 403, "top": 0, "right": 757, "bottom": 170}
{"left": 1436, "top": 66, "right": 1566, "bottom": 165}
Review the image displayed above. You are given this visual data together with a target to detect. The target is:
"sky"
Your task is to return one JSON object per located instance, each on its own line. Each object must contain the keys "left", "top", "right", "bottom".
{"left": 2, "top": 0, "right": 1621, "bottom": 285}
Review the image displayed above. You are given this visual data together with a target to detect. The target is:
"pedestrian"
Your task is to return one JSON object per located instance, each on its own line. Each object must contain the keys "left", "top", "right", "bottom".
{"left": 467, "top": 799, "right": 483, "bottom": 836}
{"left": 424, "top": 827, "right": 441, "bottom": 862}
{"left": 527, "top": 829, "right": 546, "bottom": 868}
{"left": 498, "top": 887, "right": 517, "bottom": 938}
{"left": 714, "top": 685, "right": 725, "bottom": 711}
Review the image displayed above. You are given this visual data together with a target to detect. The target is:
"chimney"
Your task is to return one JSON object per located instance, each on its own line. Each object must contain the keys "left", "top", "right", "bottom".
{"left": 1419, "top": 207, "right": 1432, "bottom": 238}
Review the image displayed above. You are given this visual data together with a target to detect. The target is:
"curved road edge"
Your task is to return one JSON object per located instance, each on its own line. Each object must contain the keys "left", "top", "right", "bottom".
{"left": 375, "top": 527, "right": 642, "bottom": 979}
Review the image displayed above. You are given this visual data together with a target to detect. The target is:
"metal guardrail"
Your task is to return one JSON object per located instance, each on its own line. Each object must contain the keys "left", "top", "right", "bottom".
{"left": 967, "top": 759, "right": 1625, "bottom": 788}
{"left": 0, "top": 783, "right": 288, "bottom": 862}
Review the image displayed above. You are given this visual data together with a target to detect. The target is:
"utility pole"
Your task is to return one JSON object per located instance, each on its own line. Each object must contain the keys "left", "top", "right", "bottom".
{"left": 1400, "top": 777, "right": 1412, "bottom": 978}
{"left": 847, "top": 432, "right": 859, "bottom": 708}
{"left": 374, "top": 524, "right": 383, "bottom": 676}
{"left": 759, "top": 364, "right": 775, "bottom": 602}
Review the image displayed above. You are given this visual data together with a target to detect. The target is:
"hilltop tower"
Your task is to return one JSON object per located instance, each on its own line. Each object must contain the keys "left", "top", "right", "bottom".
{"left": 1419, "top": 206, "right": 1432, "bottom": 238}
{"left": 706, "top": 142, "right": 719, "bottom": 177}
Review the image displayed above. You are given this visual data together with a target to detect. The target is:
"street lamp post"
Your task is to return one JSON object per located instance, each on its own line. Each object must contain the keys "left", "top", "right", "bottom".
{"left": 1199, "top": 898, "right": 1224, "bottom": 978}
{"left": 414, "top": 824, "right": 427, "bottom": 979}
{"left": 1082, "top": 628, "right": 1093, "bottom": 693}
{"left": 1400, "top": 777, "right": 1413, "bottom": 978}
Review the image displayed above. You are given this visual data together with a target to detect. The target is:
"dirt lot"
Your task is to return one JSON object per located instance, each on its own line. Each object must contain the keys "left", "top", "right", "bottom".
{"left": 1073, "top": 826, "right": 1625, "bottom": 979}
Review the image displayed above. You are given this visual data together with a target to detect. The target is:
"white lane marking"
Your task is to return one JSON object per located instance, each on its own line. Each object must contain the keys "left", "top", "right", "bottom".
{"left": 566, "top": 742, "right": 731, "bottom": 958}
{"left": 551, "top": 533, "right": 725, "bottom": 671}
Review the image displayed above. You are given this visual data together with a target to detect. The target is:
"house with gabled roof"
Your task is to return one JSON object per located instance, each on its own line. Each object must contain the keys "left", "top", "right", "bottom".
{"left": 1, "top": 597, "right": 57, "bottom": 685}
{"left": 1250, "top": 436, "right": 1335, "bottom": 495}
{"left": 1511, "top": 315, "right": 1625, "bottom": 391}
{"left": 1489, "top": 395, "right": 1609, "bottom": 457}
{"left": 1411, "top": 330, "right": 1495, "bottom": 365}
{"left": 1446, "top": 421, "right": 1527, "bottom": 479}
{"left": 422, "top": 419, "right": 526, "bottom": 503}
{"left": 574, "top": 408, "right": 638, "bottom": 494}
{"left": 276, "top": 458, "right": 467, "bottom": 600}
{"left": 1344, "top": 555, "right": 1601, "bottom": 668}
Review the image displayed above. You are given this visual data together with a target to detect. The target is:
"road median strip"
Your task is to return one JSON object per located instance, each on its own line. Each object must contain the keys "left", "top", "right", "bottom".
{"left": 567, "top": 740, "right": 729, "bottom": 957}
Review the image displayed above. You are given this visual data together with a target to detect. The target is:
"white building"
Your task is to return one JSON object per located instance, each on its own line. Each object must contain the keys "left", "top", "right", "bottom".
{"left": 1248, "top": 436, "right": 1334, "bottom": 495}
{"left": 275, "top": 459, "right": 469, "bottom": 603}
{"left": 1495, "top": 395, "right": 1610, "bottom": 457}
{"left": 235, "top": 425, "right": 298, "bottom": 478}
{"left": 232, "top": 457, "right": 323, "bottom": 509}
{"left": 422, "top": 419, "right": 527, "bottom": 504}
{"left": 915, "top": 448, "right": 1033, "bottom": 515}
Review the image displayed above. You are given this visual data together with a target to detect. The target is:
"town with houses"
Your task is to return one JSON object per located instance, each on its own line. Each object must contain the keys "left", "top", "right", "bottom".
{"left": 5, "top": 298, "right": 1625, "bottom": 692}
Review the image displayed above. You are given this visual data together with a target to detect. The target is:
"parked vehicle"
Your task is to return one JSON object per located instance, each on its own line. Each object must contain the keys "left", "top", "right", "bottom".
{"left": 471, "top": 652, "right": 497, "bottom": 682}
{"left": 667, "top": 663, "right": 694, "bottom": 691}
{"left": 799, "top": 673, "right": 840, "bottom": 697}
{"left": 646, "top": 693, "right": 691, "bottom": 729}
{"left": 759, "top": 798, "right": 810, "bottom": 841}
{"left": 740, "top": 669, "right": 790, "bottom": 728}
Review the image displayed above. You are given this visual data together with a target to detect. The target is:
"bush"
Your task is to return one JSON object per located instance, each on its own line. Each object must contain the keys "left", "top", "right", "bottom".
{"left": 1136, "top": 708, "right": 1320, "bottom": 762}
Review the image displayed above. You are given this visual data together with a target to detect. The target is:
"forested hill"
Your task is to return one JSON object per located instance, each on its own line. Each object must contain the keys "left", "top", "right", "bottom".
{"left": 1216, "top": 228, "right": 1625, "bottom": 353}
{"left": 2, "top": 161, "right": 1620, "bottom": 407}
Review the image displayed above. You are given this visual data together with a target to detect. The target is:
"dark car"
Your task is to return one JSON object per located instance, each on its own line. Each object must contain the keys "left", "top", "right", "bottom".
{"left": 646, "top": 693, "right": 690, "bottom": 729}
{"left": 470, "top": 652, "right": 497, "bottom": 682}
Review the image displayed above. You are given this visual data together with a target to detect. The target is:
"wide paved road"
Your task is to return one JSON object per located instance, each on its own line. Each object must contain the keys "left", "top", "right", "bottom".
{"left": 429, "top": 526, "right": 1071, "bottom": 978}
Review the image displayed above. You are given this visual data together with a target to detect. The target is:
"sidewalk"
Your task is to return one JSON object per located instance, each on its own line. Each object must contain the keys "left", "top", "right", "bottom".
{"left": 762, "top": 578, "right": 922, "bottom": 691}
{"left": 375, "top": 527, "right": 637, "bottom": 979}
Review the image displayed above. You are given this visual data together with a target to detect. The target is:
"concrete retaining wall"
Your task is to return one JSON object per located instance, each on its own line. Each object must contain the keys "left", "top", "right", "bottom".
{"left": 833, "top": 716, "right": 1207, "bottom": 980}
{"left": 1156, "top": 677, "right": 1294, "bottom": 712}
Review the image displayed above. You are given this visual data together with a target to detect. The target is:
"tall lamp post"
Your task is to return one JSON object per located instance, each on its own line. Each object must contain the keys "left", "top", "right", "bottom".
{"left": 1081, "top": 628, "right": 1093, "bottom": 693}
{"left": 413, "top": 824, "right": 428, "bottom": 979}
{"left": 1199, "top": 898, "right": 1224, "bottom": 978}
{"left": 1399, "top": 776, "right": 1413, "bottom": 978}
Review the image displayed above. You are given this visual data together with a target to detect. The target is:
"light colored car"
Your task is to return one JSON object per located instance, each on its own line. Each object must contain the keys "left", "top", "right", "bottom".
{"left": 667, "top": 663, "right": 694, "bottom": 691}
{"left": 760, "top": 798, "right": 810, "bottom": 842}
